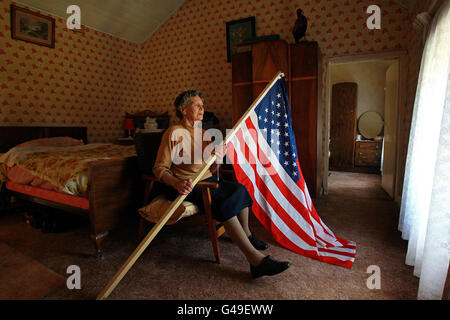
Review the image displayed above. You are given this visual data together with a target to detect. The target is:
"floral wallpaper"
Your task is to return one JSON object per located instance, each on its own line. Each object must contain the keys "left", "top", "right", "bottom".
{"left": 137, "top": 0, "right": 415, "bottom": 196}
{"left": 138, "top": 0, "right": 411, "bottom": 131}
{"left": 0, "top": 0, "right": 141, "bottom": 143}
{"left": 0, "top": 0, "right": 436, "bottom": 198}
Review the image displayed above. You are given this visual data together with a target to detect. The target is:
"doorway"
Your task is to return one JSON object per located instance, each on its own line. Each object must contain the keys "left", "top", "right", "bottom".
{"left": 323, "top": 51, "right": 407, "bottom": 201}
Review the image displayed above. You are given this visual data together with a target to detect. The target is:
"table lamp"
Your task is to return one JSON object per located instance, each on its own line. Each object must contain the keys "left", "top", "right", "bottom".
{"left": 123, "top": 118, "right": 135, "bottom": 139}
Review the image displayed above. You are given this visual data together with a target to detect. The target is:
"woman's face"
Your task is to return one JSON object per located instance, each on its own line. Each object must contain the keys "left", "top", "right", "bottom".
{"left": 181, "top": 96, "right": 204, "bottom": 122}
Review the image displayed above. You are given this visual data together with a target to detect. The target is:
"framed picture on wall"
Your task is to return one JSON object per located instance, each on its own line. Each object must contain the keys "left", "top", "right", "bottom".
{"left": 10, "top": 5, "right": 55, "bottom": 48}
{"left": 226, "top": 16, "right": 255, "bottom": 62}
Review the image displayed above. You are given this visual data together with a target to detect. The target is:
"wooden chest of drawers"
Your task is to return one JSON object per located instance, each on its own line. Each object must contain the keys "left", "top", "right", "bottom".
{"left": 355, "top": 141, "right": 383, "bottom": 167}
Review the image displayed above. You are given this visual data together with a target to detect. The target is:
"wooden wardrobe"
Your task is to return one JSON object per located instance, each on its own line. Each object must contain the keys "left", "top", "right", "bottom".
{"left": 232, "top": 39, "right": 322, "bottom": 198}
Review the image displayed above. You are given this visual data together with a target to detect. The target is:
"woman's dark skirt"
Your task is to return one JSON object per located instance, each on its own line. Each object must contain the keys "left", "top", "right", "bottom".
{"left": 158, "top": 176, "right": 253, "bottom": 222}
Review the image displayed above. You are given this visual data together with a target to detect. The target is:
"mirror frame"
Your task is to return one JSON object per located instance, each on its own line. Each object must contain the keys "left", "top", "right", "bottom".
{"left": 357, "top": 111, "right": 384, "bottom": 139}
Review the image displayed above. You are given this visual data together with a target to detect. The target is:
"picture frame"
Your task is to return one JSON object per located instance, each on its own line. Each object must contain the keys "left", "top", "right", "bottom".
{"left": 226, "top": 16, "right": 255, "bottom": 62}
{"left": 10, "top": 5, "right": 55, "bottom": 48}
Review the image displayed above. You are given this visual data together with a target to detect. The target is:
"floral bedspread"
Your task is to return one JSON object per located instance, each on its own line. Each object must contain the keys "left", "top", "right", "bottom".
{"left": 0, "top": 143, "right": 136, "bottom": 195}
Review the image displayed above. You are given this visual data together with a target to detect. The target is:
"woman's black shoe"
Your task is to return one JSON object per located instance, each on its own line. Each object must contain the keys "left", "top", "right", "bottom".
{"left": 250, "top": 256, "right": 291, "bottom": 279}
{"left": 248, "top": 234, "right": 269, "bottom": 250}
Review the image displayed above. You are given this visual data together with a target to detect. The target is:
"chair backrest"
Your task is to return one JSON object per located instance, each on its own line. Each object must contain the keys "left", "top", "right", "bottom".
{"left": 134, "top": 132, "right": 165, "bottom": 176}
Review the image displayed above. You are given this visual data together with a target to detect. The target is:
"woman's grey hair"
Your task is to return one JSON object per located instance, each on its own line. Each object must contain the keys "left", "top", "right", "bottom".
{"left": 174, "top": 90, "right": 204, "bottom": 119}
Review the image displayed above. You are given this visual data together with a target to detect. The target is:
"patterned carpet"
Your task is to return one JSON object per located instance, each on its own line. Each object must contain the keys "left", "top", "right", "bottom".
{"left": 0, "top": 242, "right": 65, "bottom": 299}
{"left": 0, "top": 171, "right": 420, "bottom": 300}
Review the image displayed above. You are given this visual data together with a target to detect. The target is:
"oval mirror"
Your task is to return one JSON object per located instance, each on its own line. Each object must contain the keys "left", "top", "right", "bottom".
{"left": 358, "top": 111, "right": 384, "bottom": 139}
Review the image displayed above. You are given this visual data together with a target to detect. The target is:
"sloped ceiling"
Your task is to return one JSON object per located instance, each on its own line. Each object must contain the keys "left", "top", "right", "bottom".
{"left": 14, "top": 0, "right": 186, "bottom": 44}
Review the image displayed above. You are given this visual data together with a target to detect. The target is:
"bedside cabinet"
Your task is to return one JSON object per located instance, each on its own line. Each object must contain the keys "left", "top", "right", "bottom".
{"left": 115, "top": 138, "right": 135, "bottom": 145}
{"left": 355, "top": 141, "right": 383, "bottom": 167}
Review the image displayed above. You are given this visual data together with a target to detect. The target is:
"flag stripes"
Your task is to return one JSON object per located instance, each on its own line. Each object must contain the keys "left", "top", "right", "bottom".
{"left": 228, "top": 75, "right": 356, "bottom": 268}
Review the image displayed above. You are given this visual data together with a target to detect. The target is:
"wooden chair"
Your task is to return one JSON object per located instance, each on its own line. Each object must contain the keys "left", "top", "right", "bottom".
{"left": 134, "top": 132, "right": 226, "bottom": 263}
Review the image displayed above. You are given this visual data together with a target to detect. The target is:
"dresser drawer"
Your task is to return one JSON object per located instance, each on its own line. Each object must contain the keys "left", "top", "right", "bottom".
{"left": 355, "top": 141, "right": 382, "bottom": 167}
{"left": 356, "top": 141, "right": 382, "bottom": 151}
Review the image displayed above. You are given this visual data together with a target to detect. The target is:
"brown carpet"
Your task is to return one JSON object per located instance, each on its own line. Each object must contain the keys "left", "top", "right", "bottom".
{"left": 0, "top": 242, "right": 65, "bottom": 299}
{"left": 0, "top": 171, "right": 419, "bottom": 300}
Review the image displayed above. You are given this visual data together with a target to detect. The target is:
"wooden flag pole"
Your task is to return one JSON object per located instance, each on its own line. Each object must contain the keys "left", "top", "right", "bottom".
{"left": 96, "top": 71, "right": 284, "bottom": 300}
{"left": 225, "top": 71, "right": 284, "bottom": 145}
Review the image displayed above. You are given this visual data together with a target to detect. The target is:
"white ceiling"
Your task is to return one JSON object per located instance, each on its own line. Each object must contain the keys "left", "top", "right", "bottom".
{"left": 14, "top": 0, "right": 186, "bottom": 44}
{"left": 14, "top": 0, "right": 417, "bottom": 45}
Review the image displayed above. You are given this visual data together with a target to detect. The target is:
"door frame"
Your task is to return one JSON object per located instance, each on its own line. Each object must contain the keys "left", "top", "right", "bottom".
{"left": 323, "top": 50, "right": 407, "bottom": 203}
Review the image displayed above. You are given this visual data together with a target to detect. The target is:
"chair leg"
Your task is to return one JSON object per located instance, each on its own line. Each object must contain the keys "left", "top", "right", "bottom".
{"left": 202, "top": 188, "right": 221, "bottom": 264}
{"left": 138, "top": 217, "right": 148, "bottom": 241}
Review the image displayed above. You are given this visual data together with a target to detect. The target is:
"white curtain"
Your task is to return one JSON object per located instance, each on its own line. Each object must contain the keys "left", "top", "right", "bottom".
{"left": 399, "top": 1, "right": 450, "bottom": 300}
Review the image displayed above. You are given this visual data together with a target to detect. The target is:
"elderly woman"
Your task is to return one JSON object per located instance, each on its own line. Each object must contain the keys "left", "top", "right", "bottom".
{"left": 153, "top": 90, "right": 291, "bottom": 278}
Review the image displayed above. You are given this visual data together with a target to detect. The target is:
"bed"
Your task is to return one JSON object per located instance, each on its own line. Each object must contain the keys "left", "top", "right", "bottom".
{"left": 0, "top": 126, "right": 141, "bottom": 255}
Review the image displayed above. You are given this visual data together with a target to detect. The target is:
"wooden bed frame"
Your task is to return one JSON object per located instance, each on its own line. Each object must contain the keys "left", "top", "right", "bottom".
{"left": 0, "top": 126, "right": 141, "bottom": 255}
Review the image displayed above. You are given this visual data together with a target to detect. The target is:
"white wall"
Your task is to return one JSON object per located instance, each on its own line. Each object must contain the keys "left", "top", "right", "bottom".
{"left": 330, "top": 61, "right": 393, "bottom": 119}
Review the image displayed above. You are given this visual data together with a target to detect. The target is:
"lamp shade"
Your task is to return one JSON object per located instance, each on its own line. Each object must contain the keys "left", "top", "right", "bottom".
{"left": 123, "top": 118, "right": 135, "bottom": 130}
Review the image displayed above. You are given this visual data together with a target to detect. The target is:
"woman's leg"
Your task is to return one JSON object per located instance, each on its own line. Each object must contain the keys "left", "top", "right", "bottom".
{"left": 237, "top": 207, "right": 269, "bottom": 250}
{"left": 237, "top": 207, "right": 251, "bottom": 237}
{"left": 223, "top": 216, "right": 265, "bottom": 266}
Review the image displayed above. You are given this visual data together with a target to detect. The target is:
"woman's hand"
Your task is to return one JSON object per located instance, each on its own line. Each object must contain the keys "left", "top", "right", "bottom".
{"left": 173, "top": 178, "right": 193, "bottom": 195}
{"left": 161, "top": 173, "right": 193, "bottom": 195}
{"left": 213, "top": 144, "right": 227, "bottom": 159}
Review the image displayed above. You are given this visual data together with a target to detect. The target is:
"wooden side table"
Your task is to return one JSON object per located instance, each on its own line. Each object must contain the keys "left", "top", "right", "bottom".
{"left": 115, "top": 137, "right": 135, "bottom": 145}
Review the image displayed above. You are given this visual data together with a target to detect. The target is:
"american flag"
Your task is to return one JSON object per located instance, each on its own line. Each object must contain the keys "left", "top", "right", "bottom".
{"left": 227, "top": 74, "right": 356, "bottom": 268}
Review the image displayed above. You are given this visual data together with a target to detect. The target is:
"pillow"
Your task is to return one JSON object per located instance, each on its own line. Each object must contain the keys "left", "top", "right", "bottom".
{"left": 138, "top": 195, "right": 199, "bottom": 225}
{"left": 0, "top": 137, "right": 85, "bottom": 167}
{"left": 14, "top": 136, "right": 84, "bottom": 149}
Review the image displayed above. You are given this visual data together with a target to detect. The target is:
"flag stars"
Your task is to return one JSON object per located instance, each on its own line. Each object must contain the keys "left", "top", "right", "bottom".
{"left": 255, "top": 86, "right": 299, "bottom": 181}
